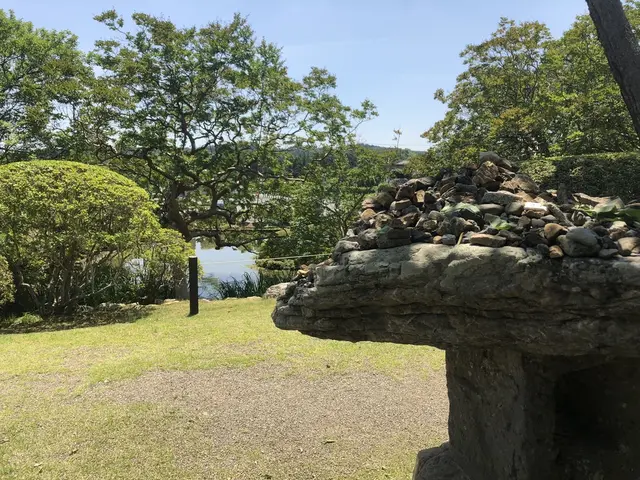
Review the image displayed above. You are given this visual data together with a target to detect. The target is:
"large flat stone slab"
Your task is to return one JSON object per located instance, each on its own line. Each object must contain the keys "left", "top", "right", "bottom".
{"left": 273, "top": 244, "right": 640, "bottom": 356}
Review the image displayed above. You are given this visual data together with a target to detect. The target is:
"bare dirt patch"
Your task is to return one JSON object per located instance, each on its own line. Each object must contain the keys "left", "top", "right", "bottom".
{"left": 85, "top": 364, "right": 449, "bottom": 479}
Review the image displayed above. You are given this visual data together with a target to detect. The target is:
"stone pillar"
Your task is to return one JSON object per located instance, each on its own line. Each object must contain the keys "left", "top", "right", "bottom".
{"left": 415, "top": 348, "right": 640, "bottom": 480}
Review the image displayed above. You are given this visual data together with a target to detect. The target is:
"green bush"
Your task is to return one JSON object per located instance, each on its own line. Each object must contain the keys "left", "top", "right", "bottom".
{"left": 520, "top": 153, "right": 640, "bottom": 201}
{"left": 0, "top": 161, "right": 193, "bottom": 313}
{"left": 0, "top": 255, "right": 14, "bottom": 308}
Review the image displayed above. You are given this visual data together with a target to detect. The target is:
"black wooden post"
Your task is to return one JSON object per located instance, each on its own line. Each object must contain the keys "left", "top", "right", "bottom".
{"left": 189, "top": 256, "right": 199, "bottom": 316}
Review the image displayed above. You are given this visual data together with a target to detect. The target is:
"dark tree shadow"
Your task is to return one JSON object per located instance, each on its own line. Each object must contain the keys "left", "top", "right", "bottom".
{"left": 0, "top": 305, "right": 155, "bottom": 334}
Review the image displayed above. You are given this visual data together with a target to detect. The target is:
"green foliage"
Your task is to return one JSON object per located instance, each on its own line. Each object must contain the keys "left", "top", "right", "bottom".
{"left": 421, "top": 8, "right": 640, "bottom": 168}
{"left": 77, "top": 11, "right": 375, "bottom": 247}
{"left": 0, "top": 255, "right": 14, "bottom": 307}
{"left": 212, "top": 271, "right": 293, "bottom": 299}
{"left": 0, "top": 9, "right": 90, "bottom": 162}
{"left": 0, "top": 161, "right": 193, "bottom": 313}
{"left": 257, "top": 145, "right": 390, "bottom": 264}
{"left": 520, "top": 152, "right": 640, "bottom": 200}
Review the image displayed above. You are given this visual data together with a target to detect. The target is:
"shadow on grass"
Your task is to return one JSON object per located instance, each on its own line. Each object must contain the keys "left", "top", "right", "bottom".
{"left": 0, "top": 305, "right": 156, "bottom": 335}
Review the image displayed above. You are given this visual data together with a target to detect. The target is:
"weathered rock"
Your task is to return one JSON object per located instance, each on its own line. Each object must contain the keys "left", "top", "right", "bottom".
{"left": 557, "top": 228, "right": 601, "bottom": 257}
{"left": 524, "top": 231, "right": 548, "bottom": 247}
{"left": 478, "top": 203, "right": 504, "bottom": 215}
{"left": 501, "top": 173, "right": 539, "bottom": 194}
{"left": 390, "top": 199, "right": 413, "bottom": 211}
{"left": 531, "top": 218, "right": 545, "bottom": 229}
{"left": 263, "top": 282, "right": 290, "bottom": 299}
{"left": 523, "top": 202, "right": 548, "bottom": 218}
{"left": 356, "top": 229, "right": 378, "bottom": 250}
{"left": 618, "top": 237, "right": 640, "bottom": 256}
{"left": 599, "top": 248, "right": 619, "bottom": 260}
{"left": 549, "top": 245, "right": 564, "bottom": 259}
{"left": 401, "top": 212, "right": 421, "bottom": 228}
{"left": 396, "top": 183, "right": 416, "bottom": 200}
{"left": 375, "top": 213, "right": 394, "bottom": 229}
{"left": 481, "top": 190, "right": 520, "bottom": 205}
{"left": 331, "top": 239, "right": 360, "bottom": 259}
{"left": 376, "top": 227, "right": 412, "bottom": 249}
{"left": 505, "top": 201, "right": 525, "bottom": 216}
{"left": 360, "top": 208, "right": 377, "bottom": 221}
{"left": 410, "top": 229, "right": 433, "bottom": 243}
{"left": 544, "top": 223, "right": 567, "bottom": 242}
{"left": 273, "top": 244, "right": 640, "bottom": 356}
{"left": 469, "top": 233, "right": 506, "bottom": 248}
{"left": 441, "top": 234, "right": 457, "bottom": 246}
{"left": 472, "top": 161, "right": 499, "bottom": 187}
{"left": 536, "top": 243, "right": 550, "bottom": 257}
{"left": 374, "top": 192, "right": 395, "bottom": 209}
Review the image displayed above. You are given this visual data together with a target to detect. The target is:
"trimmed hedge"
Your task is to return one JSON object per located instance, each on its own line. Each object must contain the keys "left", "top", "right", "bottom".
{"left": 520, "top": 153, "right": 640, "bottom": 201}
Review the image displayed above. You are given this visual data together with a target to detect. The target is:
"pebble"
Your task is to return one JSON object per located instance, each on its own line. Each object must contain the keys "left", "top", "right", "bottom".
{"left": 469, "top": 233, "right": 506, "bottom": 248}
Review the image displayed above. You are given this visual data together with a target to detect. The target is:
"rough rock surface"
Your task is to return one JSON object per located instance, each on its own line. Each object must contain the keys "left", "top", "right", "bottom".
{"left": 262, "top": 282, "right": 289, "bottom": 299}
{"left": 273, "top": 243, "right": 640, "bottom": 357}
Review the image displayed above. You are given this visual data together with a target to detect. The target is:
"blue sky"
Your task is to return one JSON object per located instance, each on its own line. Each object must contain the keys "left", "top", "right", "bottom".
{"left": 8, "top": 0, "right": 588, "bottom": 149}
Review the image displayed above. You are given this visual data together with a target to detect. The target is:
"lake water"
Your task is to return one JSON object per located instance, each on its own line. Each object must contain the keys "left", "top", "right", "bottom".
{"left": 195, "top": 244, "right": 257, "bottom": 298}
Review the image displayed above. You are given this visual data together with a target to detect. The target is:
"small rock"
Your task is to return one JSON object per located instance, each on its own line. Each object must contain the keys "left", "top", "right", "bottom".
{"left": 599, "top": 249, "right": 619, "bottom": 260}
{"left": 592, "top": 225, "right": 609, "bottom": 237}
{"left": 441, "top": 234, "right": 457, "bottom": 246}
{"left": 501, "top": 174, "right": 539, "bottom": 194}
{"left": 472, "top": 161, "right": 500, "bottom": 187}
{"left": 498, "top": 230, "right": 523, "bottom": 244}
{"left": 376, "top": 227, "right": 412, "bottom": 249}
{"left": 375, "top": 213, "right": 394, "bottom": 229}
{"left": 433, "top": 235, "right": 443, "bottom": 244}
{"left": 549, "top": 245, "right": 564, "bottom": 259}
{"left": 410, "top": 229, "right": 432, "bottom": 243}
{"left": 524, "top": 231, "right": 548, "bottom": 247}
{"left": 571, "top": 211, "right": 587, "bottom": 226}
{"left": 531, "top": 218, "right": 546, "bottom": 229}
{"left": 505, "top": 202, "right": 525, "bottom": 216}
{"left": 356, "top": 229, "right": 378, "bottom": 250}
{"left": 360, "top": 209, "right": 377, "bottom": 221}
{"left": 400, "top": 213, "right": 420, "bottom": 228}
{"left": 518, "top": 216, "right": 532, "bottom": 228}
{"left": 544, "top": 223, "right": 568, "bottom": 242}
{"left": 375, "top": 192, "right": 395, "bottom": 209}
{"left": 536, "top": 244, "right": 550, "bottom": 257}
{"left": 390, "top": 199, "right": 413, "bottom": 211}
{"left": 557, "top": 228, "right": 601, "bottom": 257}
{"left": 481, "top": 190, "right": 521, "bottom": 205}
{"left": 617, "top": 237, "right": 640, "bottom": 256}
{"left": 395, "top": 183, "right": 416, "bottom": 200}
{"left": 469, "top": 233, "right": 506, "bottom": 248}
{"left": 540, "top": 215, "right": 557, "bottom": 223}
{"left": 428, "top": 210, "right": 445, "bottom": 222}
{"left": 332, "top": 240, "right": 360, "bottom": 259}
{"left": 478, "top": 204, "right": 505, "bottom": 215}
{"left": 401, "top": 205, "right": 420, "bottom": 216}
{"left": 524, "top": 203, "right": 548, "bottom": 218}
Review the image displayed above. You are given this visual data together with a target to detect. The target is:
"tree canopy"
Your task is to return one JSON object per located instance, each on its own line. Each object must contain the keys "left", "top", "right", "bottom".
{"left": 75, "top": 11, "right": 375, "bottom": 247}
{"left": 0, "top": 10, "right": 89, "bottom": 163}
{"left": 418, "top": 4, "right": 640, "bottom": 173}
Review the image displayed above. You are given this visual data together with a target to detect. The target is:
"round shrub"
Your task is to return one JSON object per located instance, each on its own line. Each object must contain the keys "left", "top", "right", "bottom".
{"left": 0, "top": 255, "right": 14, "bottom": 308}
{"left": 0, "top": 161, "right": 192, "bottom": 313}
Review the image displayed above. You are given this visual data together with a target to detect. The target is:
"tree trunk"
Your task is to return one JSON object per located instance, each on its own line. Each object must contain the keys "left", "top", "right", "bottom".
{"left": 586, "top": 0, "right": 640, "bottom": 142}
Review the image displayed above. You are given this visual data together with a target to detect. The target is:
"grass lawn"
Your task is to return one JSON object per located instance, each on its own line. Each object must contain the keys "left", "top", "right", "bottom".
{"left": 0, "top": 299, "right": 447, "bottom": 479}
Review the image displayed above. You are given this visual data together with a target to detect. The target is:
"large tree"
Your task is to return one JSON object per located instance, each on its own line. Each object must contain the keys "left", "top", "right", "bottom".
{"left": 0, "top": 10, "right": 89, "bottom": 162}
{"left": 586, "top": 0, "right": 640, "bottom": 141}
{"left": 79, "top": 11, "right": 374, "bottom": 247}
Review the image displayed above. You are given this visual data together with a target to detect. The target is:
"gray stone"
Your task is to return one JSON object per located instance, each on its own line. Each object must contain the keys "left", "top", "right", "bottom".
{"left": 263, "top": 282, "right": 290, "bottom": 299}
{"left": 472, "top": 161, "right": 499, "bottom": 187}
{"left": 500, "top": 173, "right": 539, "bottom": 194}
{"left": 441, "top": 234, "right": 457, "bottom": 246}
{"left": 410, "top": 229, "right": 432, "bottom": 243}
{"left": 505, "top": 201, "right": 525, "bottom": 216}
{"left": 469, "top": 233, "right": 506, "bottom": 248}
{"left": 376, "top": 227, "right": 412, "bottom": 249}
{"left": 390, "top": 199, "right": 413, "bottom": 211}
{"left": 356, "top": 229, "right": 378, "bottom": 250}
{"left": 478, "top": 203, "right": 504, "bottom": 215}
{"left": 481, "top": 190, "right": 520, "bottom": 205}
{"left": 531, "top": 218, "right": 545, "bottom": 229}
{"left": 413, "top": 443, "right": 468, "bottom": 480}
{"left": 557, "top": 228, "right": 601, "bottom": 257}
{"left": 331, "top": 240, "right": 360, "bottom": 259}
{"left": 618, "top": 237, "right": 640, "bottom": 256}
{"left": 599, "top": 248, "right": 619, "bottom": 260}
{"left": 395, "top": 183, "right": 416, "bottom": 200}
{"left": 374, "top": 192, "right": 394, "bottom": 209}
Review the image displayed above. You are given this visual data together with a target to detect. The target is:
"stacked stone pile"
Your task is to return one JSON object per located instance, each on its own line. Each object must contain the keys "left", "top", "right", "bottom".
{"left": 334, "top": 152, "right": 640, "bottom": 261}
